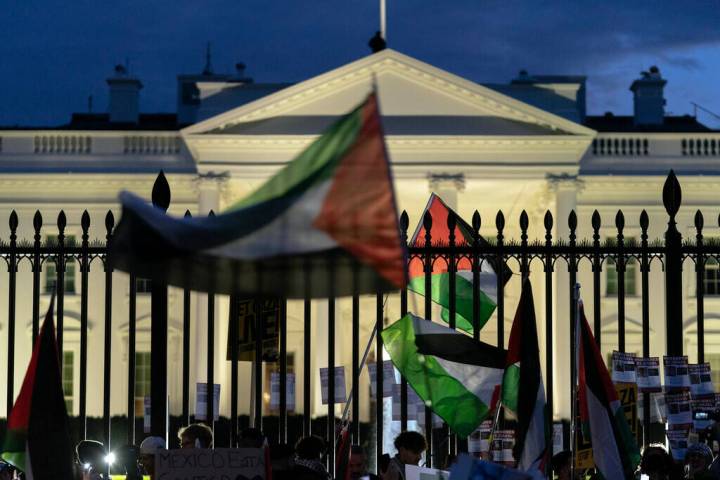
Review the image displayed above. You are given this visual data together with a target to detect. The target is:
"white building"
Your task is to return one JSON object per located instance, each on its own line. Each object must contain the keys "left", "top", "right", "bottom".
{"left": 0, "top": 49, "right": 718, "bottom": 431}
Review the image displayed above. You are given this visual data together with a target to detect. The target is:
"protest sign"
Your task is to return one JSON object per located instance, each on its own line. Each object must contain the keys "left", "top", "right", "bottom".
{"left": 490, "top": 430, "right": 515, "bottom": 467}
{"left": 553, "top": 423, "right": 564, "bottom": 454}
{"left": 195, "top": 383, "right": 221, "bottom": 421}
{"left": 575, "top": 420, "right": 594, "bottom": 470}
{"left": 636, "top": 357, "right": 662, "bottom": 392}
{"left": 667, "top": 429, "right": 690, "bottom": 462}
{"left": 689, "top": 363, "right": 714, "bottom": 397}
{"left": 368, "top": 360, "right": 396, "bottom": 398}
{"left": 270, "top": 372, "right": 295, "bottom": 411}
{"left": 467, "top": 420, "right": 493, "bottom": 457}
{"left": 320, "top": 366, "right": 346, "bottom": 404}
{"left": 405, "top": 465, "right": 449, "bottom": 480}
{"left": 615, "top": 383, "right": 638, "bottom": 438}
{"left": 692, "top": 395, "right": 716, "bottom": 432}
{"left": 226, "top": 298, "right": 280, "bottom": 362}
{"left": 664, "top": 356, "right": 690, "bottom": 390}
{"left": 612, "top": 351, "right": 637, "bottom": 384}
{"left": 665, "top": 391, "right": 692, "bottom": 428}
{"left": 155, "top": 447, "right": 266, "bottom": 480}
{"left": 143, "top": 397, "right": 151, "bottom": 433}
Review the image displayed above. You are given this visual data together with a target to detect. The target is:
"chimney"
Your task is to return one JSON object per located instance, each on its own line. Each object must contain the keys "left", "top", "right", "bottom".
{"left": 630, "top": 66, "right": 666, "bottom": 126}
{"left": 107, "top": 64, "right": 143, "bottom": 124}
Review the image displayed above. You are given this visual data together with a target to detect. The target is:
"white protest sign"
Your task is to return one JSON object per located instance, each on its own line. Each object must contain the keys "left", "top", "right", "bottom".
{"left": 636, "top": 357, "right": 662, "bottom": 393}
{"left": 491, "top": 430, "right": 515, "bottom": 466}
{"left": 368, "top": 360, "right": 396, "bottom": 398}
{"left": 320, "top": 366, "right": 346, "bottom": 404}
{"left": 553, "top": 423, "right": 564, "bottom": 454}
{"left": 612, "top": 351, "right": 637, "bottom": 384}
{"left": 270, "top": 372, "right": 295, "bottom": 411}
{"left": 667, "top": 429, "right": 690, "bottom": 462}
{"left": 665, "top": 391, "right": 692, "bottom": 427}
{"left": 405, "top": 464, "right": 449, "bottom": 480}
{"left": 195, "top": 383, "right": 221, "bottom": 421}
{"left": 689, "top": 363, "right": 714, "bottom": 397}
{"left": 664, "top": 356, "right": 690, "bottom": 390}
{"left": 143, "top": 397, "right": 151, "bottom": 433}
{"left": 155, "top": 447, "right": 266, "bottom": 479}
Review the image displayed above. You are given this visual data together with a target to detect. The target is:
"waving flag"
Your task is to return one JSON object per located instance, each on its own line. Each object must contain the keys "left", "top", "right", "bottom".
{"left": 501, "top": 280, "right": 549, "bottom": 479}
{"left": 1, "top": 295, "right": 74, "bottom": 479}
{"left": 110, "top": 93, "right": 405, "bottom": 298}
{"left": 578, "top": 303, "right": 640, "bottom": 479}
{"left": 409, "top": 194, "right": 510, "bottom": 333}
{"left": 381, "top": 313, "right": 506, "bottom": 437}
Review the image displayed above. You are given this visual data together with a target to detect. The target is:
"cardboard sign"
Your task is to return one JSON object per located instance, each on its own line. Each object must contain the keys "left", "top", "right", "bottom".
{"left": 612, "top": 351, "right": 637, "bottom": 384}
{"left": 689, "top": 363, "right": 714, "bottom": 397}
{"left": 615, "top": 383, "right": 638, "bottom": 438}
{"left": 665, "top": 391, "right": 692, "bottom": 427}
{"left": 155, "top": 447, "right": 265, "bottom": 479}
{"left": 368, "top": 360, "right": 396, "bottom": 398}
{"left": 320, "top": 367, "right": 346, "bottom": 404}
{"left": 667, "top": 429, "right": 690, "bottom": 462}
{"left": 664, "top": 356, "right": 690, "bottom": 390}
{"left": 143, "top": 397, "right": 151, "bottom": 433}
{"left": 270, "top": 372, "right": 295, "bottom": 411}
{"left": 195, "top": 383, "right": 221, "bottom": 421}
{"left": 405, "top": 465, "right": 449, "bottom": 480}
{"left": 636, "top": 357, "right": 662, "bottom": 392}
{"left": 490, "top": 430, "right": 515, "bottom": 466}
{"left": 227, "top": 298, "right": 280, "bottom": 362}
{"left": 692, "top": 395, "right": 716, "bottom": 432}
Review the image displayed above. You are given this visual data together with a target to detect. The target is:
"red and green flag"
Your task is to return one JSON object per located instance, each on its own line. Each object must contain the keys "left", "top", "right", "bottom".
{"left": 109, "top": 93, "right": 405, "bottom": 298}
{"left": 1, "top": 294, "right": 74, "bottom": 479}
{"left": 409, "top": 195, "right": 510, "bottom": 333}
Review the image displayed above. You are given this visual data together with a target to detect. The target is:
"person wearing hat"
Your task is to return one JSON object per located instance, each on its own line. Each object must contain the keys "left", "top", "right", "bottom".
{"left": 685, "top": 443, "right": 715, "bottom": 480}
{"left": 139, "top": 436, "right": 166, "bottom": 480}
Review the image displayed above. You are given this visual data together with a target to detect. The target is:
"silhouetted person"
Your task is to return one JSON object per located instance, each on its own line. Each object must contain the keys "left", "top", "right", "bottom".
{"left": 291, "top": 435, "right": 331, "bottom": 480}
{"left": 385, "top": 431, "right": 427, "bottom": 480}
{"left": 138, "top": 436, "right": 166, "bottom": 480}
{"left": 637, "top": 444, "right": 676, "bottom": 480}
{"left": 349, "top": 445, "right": 378, "bottom": 480}
{"left": 551, "top": 451, "right": 571, "bottom": 480}
{"left": 178, "top": 423, "right": 213, "bottom": 449}
{"left": 369, "top": 31, "right": 386, "bottom": 53}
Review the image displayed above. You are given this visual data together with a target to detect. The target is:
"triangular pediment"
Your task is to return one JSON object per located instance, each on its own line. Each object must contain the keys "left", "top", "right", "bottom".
{"left": 183, "top": 49, "right": 594, "bottom": 137}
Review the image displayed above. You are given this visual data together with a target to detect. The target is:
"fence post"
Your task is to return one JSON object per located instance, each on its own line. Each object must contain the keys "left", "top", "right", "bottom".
{"left": 151, "top": 171, "right": 171, "bottom": 439}
{"left": 663, "top": 170, "right": 683, "bottom": 356}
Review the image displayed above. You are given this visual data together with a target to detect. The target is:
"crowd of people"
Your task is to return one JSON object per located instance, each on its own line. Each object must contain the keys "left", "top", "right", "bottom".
{"left": 4, "top": 426, "right": 720, "bottom": 480}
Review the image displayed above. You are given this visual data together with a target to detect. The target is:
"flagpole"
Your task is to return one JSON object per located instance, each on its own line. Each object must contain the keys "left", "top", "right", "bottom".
{"left": 380, "top": 0, "right": 387, "bottom": 41}
{"left": 570, "top": 283, "right": 581, "bottom": 480}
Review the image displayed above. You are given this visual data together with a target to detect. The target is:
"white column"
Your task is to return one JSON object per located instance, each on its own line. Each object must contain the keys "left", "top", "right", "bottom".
{"left": 428, "top": 173, "right": 465, "bottom": 211}
{"left": 548, "top": 174, "right": 581, "bottom": 420}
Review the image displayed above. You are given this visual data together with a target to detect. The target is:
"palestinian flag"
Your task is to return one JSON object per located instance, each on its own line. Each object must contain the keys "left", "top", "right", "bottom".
{"left": 335, "top": 423, "right": 351, "bottom": 480}
{"left": 578, "top": 303, "right": 640, "bottom": 479}
{"left": 109, "top": 93, "right": 405, "bottom": 298}
{"left": 409, "top": 194, "right": 510, "bottom": 333}
{"left": 1, "top": 294, "right": 74, "bottom": 479}
{"left": 501, "top": 280, "right": 549, "bottom": 479}
{"left": 381, "top": 313, "right": 506, "bottom": 437}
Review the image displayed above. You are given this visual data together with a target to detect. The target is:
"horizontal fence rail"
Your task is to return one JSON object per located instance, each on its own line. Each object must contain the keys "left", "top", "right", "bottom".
{"left": 0, "top": 170, "right": 718, "bottom": 473}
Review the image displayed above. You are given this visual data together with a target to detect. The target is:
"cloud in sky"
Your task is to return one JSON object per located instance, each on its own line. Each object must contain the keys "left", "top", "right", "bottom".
{"left": 1, "top": 0, "right": 719, "bottom": 126}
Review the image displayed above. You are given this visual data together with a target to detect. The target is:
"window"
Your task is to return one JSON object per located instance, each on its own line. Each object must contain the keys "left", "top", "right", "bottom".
{"left": 135, "top": 352, "right": 151, "bottom": 416}
{"left": 706, "top": 354, "right": 720, "bottom": 391}
{"left": 63, "top": 351, "right": 74, "bottom": 413}
{"left": 606, "top": 237, "right": 637, "bottom": 296}
{"left": 702, "top": 258, "right": 720, "bottom": 295}
{"left": 45, "top": 235, "right": 76, "bottom": 294}
{"left": 136, "top": 278, "right": 152, "bottom": 294}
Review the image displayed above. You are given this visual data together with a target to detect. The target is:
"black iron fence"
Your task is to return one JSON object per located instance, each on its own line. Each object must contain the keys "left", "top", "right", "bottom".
{"left": 0, "top": 170, "right": 717, "bottom": 473}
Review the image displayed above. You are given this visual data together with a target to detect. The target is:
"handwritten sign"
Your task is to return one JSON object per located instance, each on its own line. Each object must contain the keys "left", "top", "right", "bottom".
{"left": 226, "top": 298, "right": 280, "bottom": 362}
{"left": 155, "top": 447, "right": 265, "bottom": 480}
{"left": 615, "top": 383, "right": 638, "bottom": 438}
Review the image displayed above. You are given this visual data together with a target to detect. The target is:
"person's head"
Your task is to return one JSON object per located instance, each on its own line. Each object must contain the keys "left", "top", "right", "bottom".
{"left": 139, "top": 436, "right": 166, "bottom": 476}
{"left": 295, "top": 435, "right": 327, "bottom": 461}
{"left": 178, "top": 423, "right": 213, "bottom": 449}
{"left": 393, "top": 431, "right": 426, "bottom": 466}
{"left": 640, "top": 444, "right": 674, "bottom": 479}
{"left": 349, "top": 446, "right": 368, "bottom": 480}
{"left": 76, "top": 440, "right": 106, "bottom": 477}
{"left": 551, "top": 451, "right": 572, "bottom": 480}
{"left": 0, "top": 461, "right": 15, "bottom": 480}
{"left": 379, "top": 454, "right": 391, "bottom": 475}
{"left": 238, "top": 428, "right": 265, "bottom": 448}
{"left": 686, "top": 443, "right": 713, "bottom": 476}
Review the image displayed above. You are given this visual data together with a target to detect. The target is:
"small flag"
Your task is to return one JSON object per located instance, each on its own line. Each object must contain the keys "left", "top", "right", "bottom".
{"left": 381, "top": 313, "right": 506, "bottom": 437}
{"left": 409, "top": 194, "right": 510, "bottom": 333}
{"left": 578, "top": 303, "right": 640, "bottom": 479}
{"left": 501, "top": 280, "right": 549, "bottom": 479}
{"left": 110, "top": 93, "right": 405, "bottom": 298}
{"left": 1, "top": 294, "right": 74, "bottom": 479}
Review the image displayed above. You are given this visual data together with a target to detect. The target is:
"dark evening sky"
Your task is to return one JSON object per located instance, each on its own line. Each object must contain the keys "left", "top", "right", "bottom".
{"left": 2, "top": 0, "right": 719, "bottom": 127}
